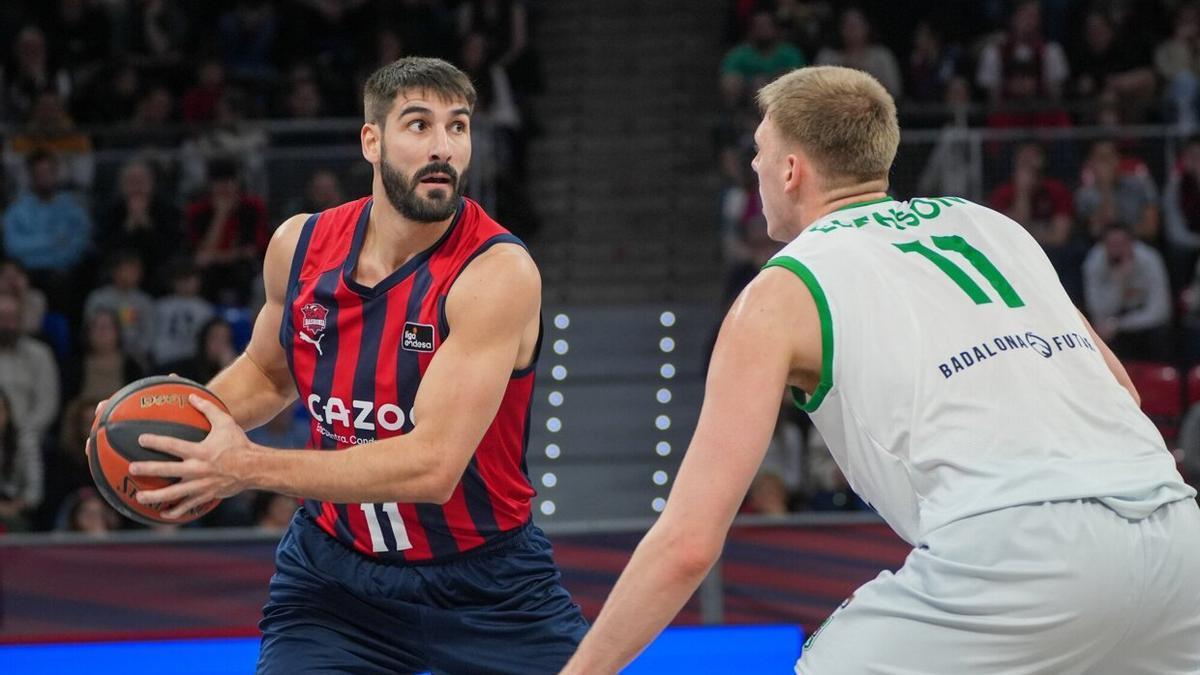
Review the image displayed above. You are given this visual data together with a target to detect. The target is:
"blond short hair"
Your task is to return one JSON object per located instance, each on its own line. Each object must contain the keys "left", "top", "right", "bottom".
{"left": 757, "top": 66, "right": 899, "bottom": 185}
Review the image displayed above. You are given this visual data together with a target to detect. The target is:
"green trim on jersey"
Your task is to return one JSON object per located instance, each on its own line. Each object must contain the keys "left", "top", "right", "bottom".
{"left": 762, "top": 257, "right": 833, "bottom": 412}
{"left": 833, "top": 195, "right": 894, "bottom": 213}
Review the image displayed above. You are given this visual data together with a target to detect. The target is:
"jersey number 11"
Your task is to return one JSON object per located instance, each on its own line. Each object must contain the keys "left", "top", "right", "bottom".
{"left": 894, "top": 235, "right": 1025, "bottom": 308}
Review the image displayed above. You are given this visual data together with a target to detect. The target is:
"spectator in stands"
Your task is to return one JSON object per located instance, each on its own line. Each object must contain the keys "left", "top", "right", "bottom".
{"left": 989, "top": 141, "right": 1082, "bottom": 299}
{"left": 1165, "top": 137, "right": 1200, "bottom": 285}
{"left": 770, "top": 0, "right": 833, "bottom": 59}
{"left": 1, "top": 150, "right": 91, "bottom": 308}
{"left": 178, "top": 89, "right": 268, "bottom": 198}
{"left": 181, "top": 59, "right": 226, "bottom": 124}
{"left": 1075, "top": 140, "right": 1159, "bottom": 243}
{"left": 1068, "top": 11, "right": 1156, "bottom": 120}
{"left": 976, "top": 0, "right": 1069, "bottom": 103}
{"left": 1083, "top": 225, "right": 1172, "bottom": 361}
{"left": 66, "top": 308, "right": 144, "bottom": 402}
{"left": 302, "top": 168, "right": 344, "bottom": 213}
{"left": 0, "top": 259, "right": 46, "bottom": 336}
{"left": 720, "top": 10, "right": 805, "bottom": 109}
{"left": 44, "top": 0, "right": 111, "bottom": 92}
{"left": 55, "top": 394, "right": 101, "bottom": 506}
{"left": 457, "top": 0, "right": 539, "bottom": 98}
{"left": 722, "top": 211, "right": 780, "bottom": 303}
{"left": 56, "top": 486, "right": 119, "bottom": 534}
{"left": 990, "top": 141, "right": 1073, "bottom": 248}
{"left": 459, "top": 31, "right": 524, "bottom": 217}
{"left": 77, "top": 61, "right": 140, "bottom": 124}
{"left": 746, "top": 395, "right": 805, "bottom": 515}
{"left": 0, "top": 389, "right": 42, "bottom": 532}
{"left": 1182, "top": 254, "right": 1200, "bottom": 363}
{"left": 1156, "top": 2, "right": 1200, "bottom": 132}
{"left": 0, "top": 293, "right": 60, "bottom": 440}
{"left": 83, "top": 251, "right": 155, "bottom": 364}
{"left": 110, "top": 85, "right": 180, "bottom": 151}
{"left": 163, "top": 316, "right": 236, "bottom": 384}
{"left": 185, "top": 159, "right": 269, "bottom": 306}
{"left": 905, "top": 19, "right": 964, "bottom": 104}
{"left": 97, "top": 159, "right": 181, "bottom": 295}
{"left": 285, "top": 77, "right": 325, "bottom": 119}
{"left": 217, "top": 0, "right": 279, "bottom": 85}
{"left": 983, "top": 60, "right": 1072, "bottom": 131}
{"left": 7, "top": 91, "right": 94, "bottom": 192}
{"left": 917, "top": 77, "right": 980, "bottom": 199}
{"left": 149, "top": 261, "right": 214, "bottom": 371}
{"left": 815, "top": 7, "right": 902, "bottom": 98}
{"left": 121, "top": 0, "right": 190, "bottom": 73}
{"left": 3, "top": 26, "right": 71, "bottom": 124}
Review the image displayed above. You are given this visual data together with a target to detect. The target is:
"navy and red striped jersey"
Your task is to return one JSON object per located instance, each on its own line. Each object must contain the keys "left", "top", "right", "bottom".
{"left": 279, "top": 196, "right": 538, "bottom": 562}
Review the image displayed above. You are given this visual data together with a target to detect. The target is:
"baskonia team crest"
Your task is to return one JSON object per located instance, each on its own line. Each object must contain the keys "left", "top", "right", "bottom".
{"left": 300, "top": 303, "right": 329, "bottom": 355}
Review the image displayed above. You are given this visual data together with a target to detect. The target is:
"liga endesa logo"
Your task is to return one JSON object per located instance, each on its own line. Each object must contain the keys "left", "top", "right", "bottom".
{"left": 402, "top": 322, "right": 435, "bottom": 352}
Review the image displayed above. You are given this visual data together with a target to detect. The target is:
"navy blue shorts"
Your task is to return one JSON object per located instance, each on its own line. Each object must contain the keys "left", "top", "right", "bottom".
{"left": 256, "top": 509, "right": 589, "bottom": 674}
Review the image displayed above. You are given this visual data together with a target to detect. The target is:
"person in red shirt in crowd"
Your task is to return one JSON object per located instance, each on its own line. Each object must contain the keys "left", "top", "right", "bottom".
{"left": 984, "top": 62, "right": 1072, "bottom": 132}
{"left": 989, "top": 141, "right": 1085, "bottom": 301}
{"left": 184, "top": 158, "right": 268, "bottom": 306}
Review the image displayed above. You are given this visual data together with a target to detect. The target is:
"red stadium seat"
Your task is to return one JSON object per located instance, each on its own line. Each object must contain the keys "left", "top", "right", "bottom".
{"left": 1124, "top": 362, "right": 1183, "bottom": 442}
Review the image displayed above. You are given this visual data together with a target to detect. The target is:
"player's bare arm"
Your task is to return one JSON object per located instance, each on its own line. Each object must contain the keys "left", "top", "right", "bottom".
{"left": 206, "top": 213, "right": 308, "bottom": 429}
{"left": 1077, "top": 309, "right": 1140, "bottom": 406}
{"left": 127, "top": 244, "right": 541, "bottom": 519}
{"left": 561, "top": 267, "right": 821, "bottom": 674}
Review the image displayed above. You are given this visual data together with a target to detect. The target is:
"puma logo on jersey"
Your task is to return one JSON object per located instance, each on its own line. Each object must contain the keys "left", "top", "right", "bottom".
{"left": 402, "top": 322, "right": 435, "bottom": 352}
{"left": 299, "top": 331, "right": 325, "bottom": 355}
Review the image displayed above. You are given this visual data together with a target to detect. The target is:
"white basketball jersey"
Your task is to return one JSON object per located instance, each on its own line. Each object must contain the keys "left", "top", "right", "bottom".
{"left": 767, "top": 196, "right": 1195, "bottom": 545}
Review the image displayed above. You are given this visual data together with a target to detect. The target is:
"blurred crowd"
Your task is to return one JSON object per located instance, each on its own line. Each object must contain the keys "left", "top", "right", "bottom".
{"left": 5, "top": 0, "right": 1200, "bottom": 532}
{"left": 720, "top": 0, "right": 1200, "bottom": 516}
{"left": 0, "top": 0, "right": 543, "bottom": 534}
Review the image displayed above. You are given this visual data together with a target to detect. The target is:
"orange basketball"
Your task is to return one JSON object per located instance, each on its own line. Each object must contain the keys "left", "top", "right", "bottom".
{"left": 88, "top": 376, "right": 229, "bottom": 525}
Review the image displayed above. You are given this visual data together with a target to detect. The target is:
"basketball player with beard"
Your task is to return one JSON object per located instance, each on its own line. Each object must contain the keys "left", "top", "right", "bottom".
{"left": 109, "top": 57, "right": 588, "bottom": 673}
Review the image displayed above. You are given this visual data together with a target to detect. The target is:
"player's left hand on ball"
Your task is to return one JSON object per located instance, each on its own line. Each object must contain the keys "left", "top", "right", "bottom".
{"left": 129, "top": 394, "right": 252, "bottom": 520}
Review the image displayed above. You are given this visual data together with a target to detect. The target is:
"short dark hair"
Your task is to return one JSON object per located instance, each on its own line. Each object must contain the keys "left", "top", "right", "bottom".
{"left": 363, "top": 57, "right": 476, "bottom": 125}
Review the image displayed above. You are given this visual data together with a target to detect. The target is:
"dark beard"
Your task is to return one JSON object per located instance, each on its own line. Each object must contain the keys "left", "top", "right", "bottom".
{"left": 380, "top": 150, "right": 462, "bottom": 222}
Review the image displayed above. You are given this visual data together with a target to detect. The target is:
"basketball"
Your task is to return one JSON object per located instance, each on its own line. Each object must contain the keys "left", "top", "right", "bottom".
{"left": 87, "top": 376, "right": 229, "bottom": 526}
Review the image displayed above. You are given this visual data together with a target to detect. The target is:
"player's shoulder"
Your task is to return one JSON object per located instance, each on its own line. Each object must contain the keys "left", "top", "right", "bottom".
{"left": 456, "top": 239, "right": 540, "bottom": 293}
{"left": 268, "top": 197, "right": 371, "bottom": 255}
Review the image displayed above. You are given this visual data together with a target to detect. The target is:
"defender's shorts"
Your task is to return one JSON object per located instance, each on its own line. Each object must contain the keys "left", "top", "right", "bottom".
{"left": 796, "top": 498, "right": 1200, "bottom": 675}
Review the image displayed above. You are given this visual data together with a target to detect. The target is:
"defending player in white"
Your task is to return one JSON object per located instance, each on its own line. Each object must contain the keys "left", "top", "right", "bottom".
{"left": 561, "top": 66, "right": 1200, "bottom": 674}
